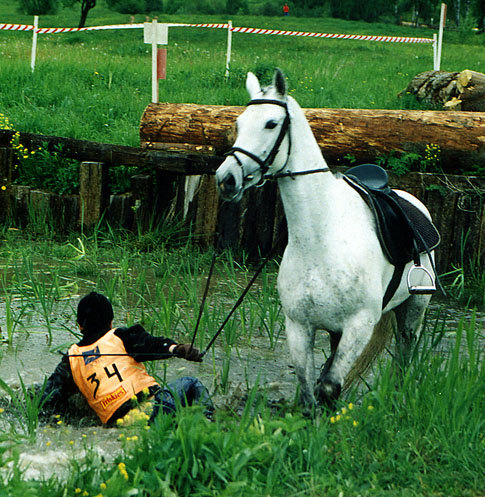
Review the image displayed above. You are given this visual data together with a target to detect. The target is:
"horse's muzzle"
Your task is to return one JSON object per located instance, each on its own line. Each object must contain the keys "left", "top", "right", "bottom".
{"left": 215, "top": 166, "right": 243, "bottom": 202}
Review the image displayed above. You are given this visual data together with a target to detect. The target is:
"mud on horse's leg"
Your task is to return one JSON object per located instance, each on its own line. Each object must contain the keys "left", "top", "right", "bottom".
{"left": 315, "top": 331, "right": 342, "bottom": 409}
{"left": 393, "top": 294, "right": 430, "bottom": 373}
{"left": 285, "top": 316, "right": 317, "bottom": 409}
{"left": 315, "top": 315, "right": 377, "bottom": 410}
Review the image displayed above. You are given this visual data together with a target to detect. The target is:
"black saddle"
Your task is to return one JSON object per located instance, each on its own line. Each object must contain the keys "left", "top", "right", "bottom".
{"left": 344, "top": 164, "right": 440, "bottom": 266}
{"left": 343, "top": 164, "right": 442, "bottom": 307}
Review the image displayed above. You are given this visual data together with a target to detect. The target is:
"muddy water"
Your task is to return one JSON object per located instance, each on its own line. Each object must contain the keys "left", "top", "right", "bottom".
{"left": 0, "top": 296, "right": 482, "bottom": 481}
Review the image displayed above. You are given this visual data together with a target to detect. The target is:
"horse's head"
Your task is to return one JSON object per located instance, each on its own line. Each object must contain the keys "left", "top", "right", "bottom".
{"left": 216, "top": 68, "right": 291, "bottom": 202}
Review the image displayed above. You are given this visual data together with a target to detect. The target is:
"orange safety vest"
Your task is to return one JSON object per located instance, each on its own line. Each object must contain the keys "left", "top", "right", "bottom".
{"left": 69, "top": 329, "right": 158, "bottom": 424}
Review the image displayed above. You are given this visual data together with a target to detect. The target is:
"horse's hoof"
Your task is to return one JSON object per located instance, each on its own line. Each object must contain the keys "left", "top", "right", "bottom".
{"left": 314, "top": 379, "right": 341, "bottom": 411}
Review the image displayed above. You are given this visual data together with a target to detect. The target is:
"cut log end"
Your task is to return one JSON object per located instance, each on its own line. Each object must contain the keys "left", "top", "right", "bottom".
{"left": 402, "top": 69, "right": 485, "bottom": 112}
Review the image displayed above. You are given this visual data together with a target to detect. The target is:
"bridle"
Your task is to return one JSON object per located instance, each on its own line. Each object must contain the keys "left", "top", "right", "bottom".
{"left": 224, "top": 99, "right": 292, "bottom": 182}
{"left": 223, "top": 98, "right": 330, "bottom": 183}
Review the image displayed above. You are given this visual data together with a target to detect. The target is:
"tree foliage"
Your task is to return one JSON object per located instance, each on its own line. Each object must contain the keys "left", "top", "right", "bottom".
{"left": 18, "top": 0, "right": 59, "bottom": 15}
{"left": 105, "top": 0, "right": 160, "bottom": 15}
{"left": 330, "top": 0, "right": 391, "bottom": 22}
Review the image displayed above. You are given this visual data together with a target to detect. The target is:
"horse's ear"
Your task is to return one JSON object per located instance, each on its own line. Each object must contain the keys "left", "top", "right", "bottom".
{"left": 246, "top": 72, "right": 261, "bottom": 98}
{"left": 273, "top": 68, "right": 287, "bottom": 97}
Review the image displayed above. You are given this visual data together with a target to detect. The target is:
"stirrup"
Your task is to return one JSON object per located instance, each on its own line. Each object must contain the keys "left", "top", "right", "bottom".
{"left": 407, "top": 264, "right": 436, "bottom": 294}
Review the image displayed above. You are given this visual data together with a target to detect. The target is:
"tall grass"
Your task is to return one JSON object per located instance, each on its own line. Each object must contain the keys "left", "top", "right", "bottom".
{"left": 0, "top": 213, "right": 483, "bottom": 494}
{"left": 1, "top": 1, "right": 484, "bottom": 146}
{"left": 0, "top": 312, "right": 481, "bottom": 496}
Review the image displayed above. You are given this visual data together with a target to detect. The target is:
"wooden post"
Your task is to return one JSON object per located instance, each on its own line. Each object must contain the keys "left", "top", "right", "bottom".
{"left": 225, "top": 20, "right": 232, "bottom": 78}
{"left": 0, "top": 147, "right": 13, "bottom": 219}
{"left": 130, "top": 174, "right": 154, "bottom": 230}
{"left": 436, "top": 3, "right": 446, "bottom": 71}
{"left": 31, "top": 15, "right": 38, "bottom": 72}
{"left": 79, "top": 161, "right": 108, "bottom": 228}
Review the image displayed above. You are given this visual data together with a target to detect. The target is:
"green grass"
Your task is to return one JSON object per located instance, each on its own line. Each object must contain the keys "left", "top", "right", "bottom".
{"left": 0, "top": 219, "right": 483, "bottom": 495}
{"left": 1, "top": 0, "right": 484, "bottom": 147}
{"left": 0, "top": 3, "right": 484, "bottom": 493}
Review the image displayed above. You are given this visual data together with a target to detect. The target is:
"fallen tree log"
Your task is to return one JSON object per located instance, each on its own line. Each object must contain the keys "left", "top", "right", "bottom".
{"left": 400, "top": 69, "right": 485, "bottom": 111}
{"left": 140, "top": 103, "right": 485, "bottom": 172}
{"left": 0, "top": 129, "right": 219, "bottom": 175}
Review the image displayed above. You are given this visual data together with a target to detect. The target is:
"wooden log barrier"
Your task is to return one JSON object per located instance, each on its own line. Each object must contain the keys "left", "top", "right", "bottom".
{"left": 140, "top": 103, "right": 485, "bottom": 172}
{"left": 0, "top": 147, "right": 13, "bottom": 220}
{"left": 140, "top": 103, "right": 485, "bottom": 271}
{"left": 79, "top": 161, "right": 109, "bottom": 229}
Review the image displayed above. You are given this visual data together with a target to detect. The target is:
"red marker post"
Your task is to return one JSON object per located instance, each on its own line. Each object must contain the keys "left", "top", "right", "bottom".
{"left": 144, "top": 19, "right": 168, "bottom": 103}
{"left": 157, "top": 48, "right": 167, "bottom": 80}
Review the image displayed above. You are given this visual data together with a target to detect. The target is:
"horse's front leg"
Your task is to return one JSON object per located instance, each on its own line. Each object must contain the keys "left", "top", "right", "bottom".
{"left": 315, "top": 311, "right": 377, "bottom": 409}
{"left": 285, "top": 315, "right": 316, "bottom": 409}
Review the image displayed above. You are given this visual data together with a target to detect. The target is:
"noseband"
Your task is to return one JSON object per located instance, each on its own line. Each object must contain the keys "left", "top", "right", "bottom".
{"left": 224, "top": 99, "right": 292, "bottom": 180}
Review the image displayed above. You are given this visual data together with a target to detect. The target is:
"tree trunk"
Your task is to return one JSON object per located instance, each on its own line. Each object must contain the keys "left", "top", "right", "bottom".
{"left": 401, "top": 69, "right": 485, "bottom": 111}
{"left": 79, "top": 0, "right": 96, "bottom": 29}
{"left": 140, "top": 103, "right": 485, "bottom": 172}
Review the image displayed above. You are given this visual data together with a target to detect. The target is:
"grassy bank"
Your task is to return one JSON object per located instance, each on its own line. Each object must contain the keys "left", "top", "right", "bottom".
{"left": 1, "top": 1, "right": 485, "bottom": 147}
{"left": 0, "top": 221, "right": 483, "bottom": 496}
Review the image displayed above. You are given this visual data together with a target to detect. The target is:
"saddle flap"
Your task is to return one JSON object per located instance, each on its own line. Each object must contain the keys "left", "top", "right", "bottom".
{"left": 343, "top": 167, "right": 441, "bottom": 266}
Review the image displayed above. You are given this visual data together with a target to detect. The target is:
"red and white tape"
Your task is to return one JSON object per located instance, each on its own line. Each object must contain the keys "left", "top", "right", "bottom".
{"left": 0, "top": 21, "right": 433, "bottom": 44}
{"left": 0, "top": 22, "right": 144, "bottom": 33}
{"left": 231, "top": 26, "right": 433, "bottom": 44}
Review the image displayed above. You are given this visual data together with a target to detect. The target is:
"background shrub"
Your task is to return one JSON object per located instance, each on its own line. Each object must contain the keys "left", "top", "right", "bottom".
{"left": 18, "top": 0, "right": 59, "bottom": 15}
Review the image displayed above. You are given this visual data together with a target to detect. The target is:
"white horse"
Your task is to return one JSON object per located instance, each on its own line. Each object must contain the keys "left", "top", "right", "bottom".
{"left": 215, "top": 69, "right": 436, "bottom": 409}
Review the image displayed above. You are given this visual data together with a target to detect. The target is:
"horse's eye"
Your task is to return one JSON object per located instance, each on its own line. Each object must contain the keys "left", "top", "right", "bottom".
{"left": 265, "top": 120, "right": 278, "bottom": 130}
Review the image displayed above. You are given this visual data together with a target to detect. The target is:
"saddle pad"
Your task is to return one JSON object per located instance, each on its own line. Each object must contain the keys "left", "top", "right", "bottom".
{"left": 394, "top": 194, "right": 440, "bottom": 253}
{"left": 344, "top": 175, "right": 440, "bottom": 266}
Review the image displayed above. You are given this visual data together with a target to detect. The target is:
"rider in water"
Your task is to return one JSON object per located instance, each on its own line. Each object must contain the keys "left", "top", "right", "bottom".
{"left": 41, "top": 292, "right": 212, "bottom": 425}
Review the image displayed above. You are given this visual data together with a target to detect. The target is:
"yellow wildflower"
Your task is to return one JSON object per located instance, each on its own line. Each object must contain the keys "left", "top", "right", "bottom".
{"left": 100, "top": 483, "right": 107, "bottom": 490}
{"left": 330, "top": 416, "right": 336, "bottom": 424}
{"left": 353, "top": 420, "right": 359, "bottom": 427}
{"left": 74, "top": 489, "right": 82, "bottom": 494}
{"left": 367, "top": 405, "right": 374, "bottom": 411}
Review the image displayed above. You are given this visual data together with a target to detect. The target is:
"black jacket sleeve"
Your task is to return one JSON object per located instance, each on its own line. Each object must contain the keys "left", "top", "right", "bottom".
{"left": 40, "top": 354, "right": 78, "bottom": 414}
{"left": 114, "top": 324, "right": 177, "bottom": 362}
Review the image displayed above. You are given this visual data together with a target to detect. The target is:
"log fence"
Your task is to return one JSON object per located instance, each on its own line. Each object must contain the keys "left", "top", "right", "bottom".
{"left": 0, "top": 114, "right": 483, "bottom": 273}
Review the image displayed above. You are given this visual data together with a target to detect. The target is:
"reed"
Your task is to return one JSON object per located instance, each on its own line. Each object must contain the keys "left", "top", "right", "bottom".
{"left": 0, "top": 376, "right": 48, "bottom": 442}
{"left": 0, "top": 221, "right": 482, "bottom": 495}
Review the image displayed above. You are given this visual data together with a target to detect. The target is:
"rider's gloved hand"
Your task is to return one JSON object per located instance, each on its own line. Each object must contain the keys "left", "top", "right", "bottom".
{"left": 172, "top": 343, "right": 203, "bottom": 362}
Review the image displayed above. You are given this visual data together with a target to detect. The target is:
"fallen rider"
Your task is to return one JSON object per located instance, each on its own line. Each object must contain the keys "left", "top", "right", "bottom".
{"left": 41, "top": 291, "right": 213, "bottom": 425}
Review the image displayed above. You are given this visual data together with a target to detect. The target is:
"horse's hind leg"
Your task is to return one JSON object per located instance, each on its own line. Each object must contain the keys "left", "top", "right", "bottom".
{"left": 285, "top": 316, "right": 316, "bottom": 409}
{"left": 393, "top": 294, "right": 431, "bottom": 372}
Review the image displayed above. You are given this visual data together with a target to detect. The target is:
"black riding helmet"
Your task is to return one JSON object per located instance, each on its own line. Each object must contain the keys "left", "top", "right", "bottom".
{"left": 77, "top": 291, "right": 114, "bottom": 335}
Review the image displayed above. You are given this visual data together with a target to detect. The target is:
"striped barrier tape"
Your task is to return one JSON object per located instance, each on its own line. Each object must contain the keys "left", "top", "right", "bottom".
{"left": 0, "top": 21, "right": 433, "bottom": 44}
{"left": 231, "top": 26, "right": 434, "bottom": 44}
{"left": 0, "top": 22, "right": 144, "bottom": 33}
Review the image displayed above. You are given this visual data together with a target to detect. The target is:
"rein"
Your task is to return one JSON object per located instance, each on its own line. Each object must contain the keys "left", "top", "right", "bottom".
{"left": 200, "top": 230, "right": 284, "bottom": 358}
{"left": 268, "top": 168, "right": 330, "bottom": 180}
